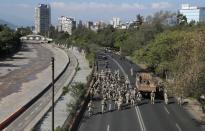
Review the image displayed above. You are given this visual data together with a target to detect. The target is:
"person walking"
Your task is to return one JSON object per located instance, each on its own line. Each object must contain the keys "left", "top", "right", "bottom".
{"left": 137, "top": 91, "right": 142, "bottom": 105}
{"left": 130, "top": 95, "right": 135, "bottom": 107}
{"left": 130, "top": 67, "right": 134, "bottom": 76}
{"left": 178, "top": 95, "right": 183, "bottom": 106}
{"left": 125, "top": 91, "right": 130, "bottom": 104}
{"left": 101, "top": 99, "right": 107, "bottom": 114}
{"left": 117, "top": 98, "right": 122, "bottom": 110}
{"left": 164, "top": 92, "right": 168, "bottom": 104}
{"left": 150, "top": 91, "right": 155, "bottom": 104}
{"left": 88, "top": 100, "right": 93, "bottom": 117}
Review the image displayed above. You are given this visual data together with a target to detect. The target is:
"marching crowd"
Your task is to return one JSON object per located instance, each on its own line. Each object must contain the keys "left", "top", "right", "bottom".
{"left": 87, "top": 68, "right": 170, "bottom": 117}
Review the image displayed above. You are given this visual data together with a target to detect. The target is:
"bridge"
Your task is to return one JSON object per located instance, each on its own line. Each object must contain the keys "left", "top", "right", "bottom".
{"left": 20, "top": 34, "right": 53, "bottom": 43}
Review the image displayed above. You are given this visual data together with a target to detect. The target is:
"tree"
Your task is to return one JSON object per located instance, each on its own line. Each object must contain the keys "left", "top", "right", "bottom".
{"left": 136, "top": 14, "right": 143, "bottom": 26}
{"left": 0, "top": 25, "right": 22, "bottom": 57}
{"left": 132, "top": 26, "right": 205, "bottom": 98}
{"left": 16, "top": 27, "right": 32, "bottom": 36}
{"left": 177, "top": 14, "right": 187, "bottom": 25}
{"left": 189, "top": 20, "right": 196, "bottom": 26}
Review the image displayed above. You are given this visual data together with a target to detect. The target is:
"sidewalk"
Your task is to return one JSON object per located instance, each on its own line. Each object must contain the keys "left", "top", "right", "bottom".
{"left": 36, "top": 47, "right": 91, "bottom": 130}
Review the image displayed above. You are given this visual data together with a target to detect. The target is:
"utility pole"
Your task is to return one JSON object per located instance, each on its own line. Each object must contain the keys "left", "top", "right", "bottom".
{"left": 51, "top": 57, "right": 55, "bottom": 131}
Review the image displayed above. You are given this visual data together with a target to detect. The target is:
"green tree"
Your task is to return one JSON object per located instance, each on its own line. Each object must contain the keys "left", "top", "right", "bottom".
{"left": 177, "top": 14, "right": 187, "bottom": 25}
{"left": 136, "top": 14, "right": 144, "bottom": 27}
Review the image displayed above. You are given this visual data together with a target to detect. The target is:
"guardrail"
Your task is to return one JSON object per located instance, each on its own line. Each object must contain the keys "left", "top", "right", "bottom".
{"left": 0, "top": 55, "right": 70, "bottom": 130}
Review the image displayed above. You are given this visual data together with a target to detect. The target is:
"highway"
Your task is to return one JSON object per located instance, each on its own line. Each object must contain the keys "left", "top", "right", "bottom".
{"left": 77, "top": 51, "right": 205, "bottom": 131}
{"left": 4, "top": 47, "right": 77, "bottom": 131}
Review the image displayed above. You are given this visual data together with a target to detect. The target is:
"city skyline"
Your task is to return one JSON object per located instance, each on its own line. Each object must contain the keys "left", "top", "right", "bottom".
{"left": 0, "top": 0, "right": 205, "bottom": 26}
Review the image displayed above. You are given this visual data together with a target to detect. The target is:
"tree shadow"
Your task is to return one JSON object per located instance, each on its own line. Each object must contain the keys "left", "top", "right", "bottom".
{"left": 155, "top": 100, "right": 162, "bottom": 104}
{"left": 10, "top": 56, "right": 28, "bottom": 59}
{"left": 0, "top": 63, "right": 19, "bottom": 67}
{"left": 19, "top": 44, "right": 33, "bottom": 52}
{"left": 137, "top": 101, "right": 149, "bottom": 106}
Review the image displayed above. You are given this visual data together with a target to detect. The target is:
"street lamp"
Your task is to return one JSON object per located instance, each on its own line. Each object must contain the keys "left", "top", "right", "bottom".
{"left": 51, "top": 57, "right": 55, "bottom": 131}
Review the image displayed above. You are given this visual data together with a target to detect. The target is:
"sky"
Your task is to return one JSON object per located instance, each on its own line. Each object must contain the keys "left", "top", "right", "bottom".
{"left": 0, "top": 0, "right": 205, "bottom": 26}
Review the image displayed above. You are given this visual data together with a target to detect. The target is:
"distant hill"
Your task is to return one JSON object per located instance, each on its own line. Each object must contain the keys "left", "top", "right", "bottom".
{"left": 0, "top": 19, "right": 17, "bottom": 29}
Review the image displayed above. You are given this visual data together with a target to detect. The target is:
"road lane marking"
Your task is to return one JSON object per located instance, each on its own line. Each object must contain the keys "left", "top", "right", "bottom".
{"left": 135, "top": 107, "right": 144, "bottom": 131}
{"left": 135, "top": 106, "right": 147, "bottom": 131}
{"left": 107, "top": 124, "right": 110, "bottom": 131}
{"left": 176, "top": 123, "right": 182, "bottom": 131}
{"left": 137, "top": 107, "right": 146, "bottom": 131}
{"left": 108, "top": 55, "right": 146, "bottom": 131}
{"left": 164, "top": 106, "right": 170, "bottom": 114}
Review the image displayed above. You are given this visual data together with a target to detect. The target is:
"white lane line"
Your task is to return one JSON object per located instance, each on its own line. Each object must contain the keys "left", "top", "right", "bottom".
{"left": 138, "top": 107, "right": 146, "bottom": 131}
{"left": 135, "top": 107, "right": 144, "bottom": 131}
{"left": 107, "top": 124, "right": 110, "bottom": 131}
{"left": 135, "top": 106, "right": 147, "bottom": 131}
{"left": 176, "top": 123, "right": 182, "bottom": 131}
{"left": 108, "top": 55, "right": 146, "bottom": 131}
{"left": 164, "top": 106, "right": 170, "bottom": 114}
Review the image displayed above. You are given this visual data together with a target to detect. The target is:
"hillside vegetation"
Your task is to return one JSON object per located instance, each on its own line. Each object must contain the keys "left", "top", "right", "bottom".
{"left": 52, "top": 12, "right": 205, "bottom": 98}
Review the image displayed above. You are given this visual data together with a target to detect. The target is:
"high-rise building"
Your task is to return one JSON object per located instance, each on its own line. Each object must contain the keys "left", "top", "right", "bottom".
{"left": 179, "top": 4, "right": 205, "bottom": 23}
{"left": 163, "top": 16, "right": 177, "bottom": 26}
{"left": 111, "top": 17, "right": 121, "bottom": 28}
{"left": 86, "top": 21, "right": 94, "bottom": 29}
{"left": 90, "top": 21, "right": 106, "bottom": 32}
{"left": 35, "top": 4, "right": 51, "bottom": 34}
{"left": 58, "top": 16, "right": 76, "bottom": 35}
{"left": 78, "top": 20, "right": 83, "bottom": 28}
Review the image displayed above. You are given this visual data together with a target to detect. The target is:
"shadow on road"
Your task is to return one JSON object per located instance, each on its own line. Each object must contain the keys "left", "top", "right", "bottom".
{"left": 0, "top": 63, "right": 19, "bottom": 67}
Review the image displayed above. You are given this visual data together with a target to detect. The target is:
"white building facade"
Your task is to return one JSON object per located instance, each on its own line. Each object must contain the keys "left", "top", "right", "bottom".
{"left": 35, "top": 4, "right": 51, "bottom": 34}
{"left": 111, "top": 17, "right": 121, "bottom": 28}
{"left": 86, "top": 21, "right": 94, "bottom": 29}
{"left": 179, "top": 4, "right": 205, "bottom": 23}
{"left": 58, "top": 16, "right": 76, "bottom": 35}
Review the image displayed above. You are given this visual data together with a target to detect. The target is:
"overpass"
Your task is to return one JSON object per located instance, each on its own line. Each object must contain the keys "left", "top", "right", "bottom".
{"left": 20, "top": 34, "right": 53, "bottom": 43}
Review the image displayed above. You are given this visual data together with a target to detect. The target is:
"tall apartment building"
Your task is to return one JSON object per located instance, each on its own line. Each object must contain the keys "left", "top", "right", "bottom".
{"left": 86, "top": 21, "right": 94, "bottom": 29}
{"left": 35, "top": 4, "right": 51, "bottom": 34}
{"left": 179, "top": 4, "right": 205, "bottom": 23}
{"left": 58, "top": 16, "right": 76, "bottom": 35}
{"left": 111, "top": 17, "right": 121, "bottom": 28}
{"left": 78, "top": 20, "right": 83, "bottom": 28}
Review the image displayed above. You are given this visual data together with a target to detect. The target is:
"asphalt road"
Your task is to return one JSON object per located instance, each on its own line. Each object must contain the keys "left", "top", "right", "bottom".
{"left": 5, "top": 48, "right": 76, "bottom": 131}
{"left": 77, "top": 51, "right": 205, "bottom": 131}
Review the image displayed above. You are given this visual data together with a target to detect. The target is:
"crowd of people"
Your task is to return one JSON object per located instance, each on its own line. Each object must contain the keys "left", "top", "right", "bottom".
{"left": 87, "top": 68, "right": 170, "bottom": 117}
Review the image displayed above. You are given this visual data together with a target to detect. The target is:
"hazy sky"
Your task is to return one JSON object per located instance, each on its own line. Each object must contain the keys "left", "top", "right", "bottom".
{"left": 0, "top": 0, "right": 204, "bottom": 26}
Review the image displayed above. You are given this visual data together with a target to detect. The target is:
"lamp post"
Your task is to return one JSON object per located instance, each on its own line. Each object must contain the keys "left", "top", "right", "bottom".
{"left": 51, "top": 57, "right": 55, "bottom": 131}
